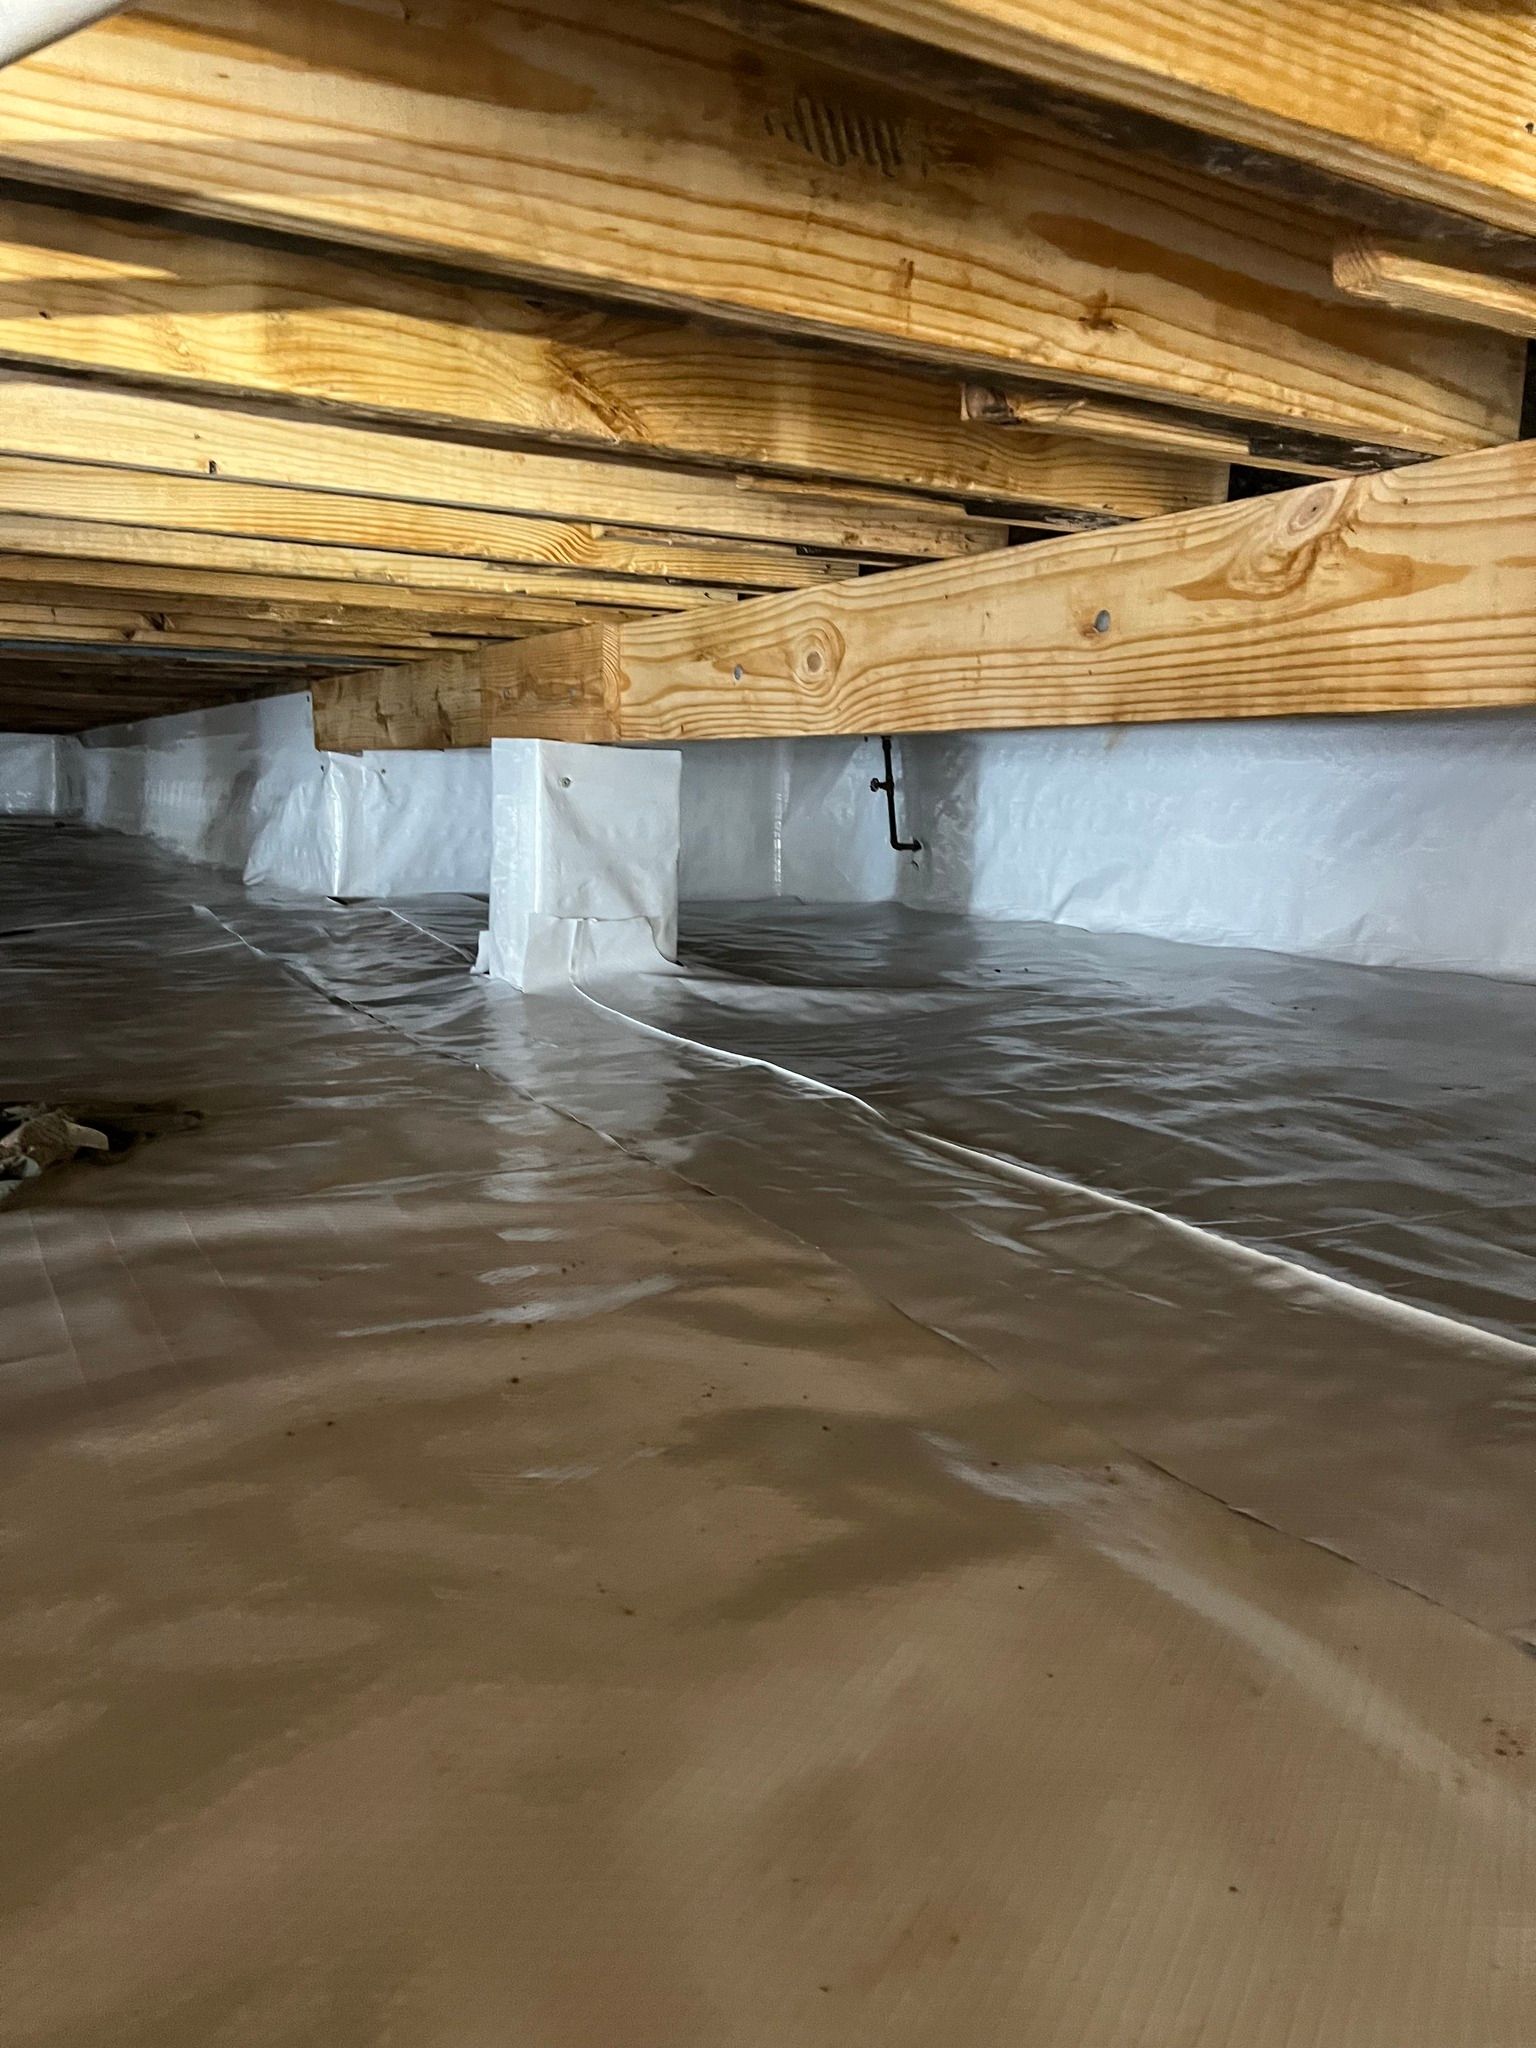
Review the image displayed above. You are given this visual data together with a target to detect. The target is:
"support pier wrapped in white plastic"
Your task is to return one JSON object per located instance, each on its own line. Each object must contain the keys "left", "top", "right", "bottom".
{"left": 477, "top": 737, "right": 681, "bottom": 990}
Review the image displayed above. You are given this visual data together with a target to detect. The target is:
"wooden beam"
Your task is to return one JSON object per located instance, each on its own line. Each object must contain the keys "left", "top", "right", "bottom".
{"left": 0, "top": 197, "right": 1226, "bottom": 525}
{"left": 482, "top": 442, "right": 1536, "bottom": 740}
{"left": 680, "top": 0, "right": 1536, "bottom": 243}
{"left": 312, "top": 659, "right": 489, "bottom": 752}
{"left": 1334, "top": 238, "right": 1536, "bottom": 342}
{"left": 0, "top": 0, "right": 1519, "bottom": 455}
{"left": 0, "top": 376, "right": 995, "bottom": 562}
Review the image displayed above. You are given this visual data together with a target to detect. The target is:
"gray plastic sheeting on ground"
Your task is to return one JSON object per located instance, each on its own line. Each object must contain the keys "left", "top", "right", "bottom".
{"left": 3, "top": 822, "right": 1536, "bottom": 2046}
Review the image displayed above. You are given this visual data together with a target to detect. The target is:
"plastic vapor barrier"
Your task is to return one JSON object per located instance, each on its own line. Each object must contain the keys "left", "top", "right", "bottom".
{"left": 4, "top": 694, "right": 494, "bottom": 897}
{"left": 896, "top": 709, "right": 1536, "bottom": 980}
{"left": 4, "top": 702, "right": 1536, "bottom": 976}
{"left": 0, "top": 734, "right": 78, "bottom": 816}
{"left": 679, "top": 736, "right": 902, "bottom": 903}
{"left": 3, "top": 819, "right": 1535, "bottom": 2047}
{"left": 481, "top": 736, "right": 680, "bottom": 986}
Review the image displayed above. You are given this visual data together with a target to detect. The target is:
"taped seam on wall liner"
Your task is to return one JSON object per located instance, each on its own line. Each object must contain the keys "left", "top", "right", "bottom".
{"left": 0, "top": 734, "right": 75, "bottom": 816}
{"left": 679, "top": 735, "right": 901, "bottom": 905}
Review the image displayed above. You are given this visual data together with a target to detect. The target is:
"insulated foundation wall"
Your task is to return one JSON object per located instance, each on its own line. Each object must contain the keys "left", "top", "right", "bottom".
{"left": 4, "top": 700, "right": 1536, "bottom": 977}
{"left": 0, "top": 734, "right": 78, "bottom": 816}
{"left": 678, "top": 738, "right": 901, "bottom": 904}
{"left": 674, "top": 712, "right": 1536, "bottom": 981}
{"left": 0, "top": 694, "right": 495, "bottom": 897}
{"left": 895, "top": 712, "right": 1536, "bottom": 981}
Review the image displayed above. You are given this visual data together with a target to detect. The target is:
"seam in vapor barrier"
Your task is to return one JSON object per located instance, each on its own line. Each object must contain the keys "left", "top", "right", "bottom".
{"left": 193, "top": 900, "right": 1535, "bottom": 1639}
{"left": 570, "top": 946, "right": 1536, "bottom": 1372}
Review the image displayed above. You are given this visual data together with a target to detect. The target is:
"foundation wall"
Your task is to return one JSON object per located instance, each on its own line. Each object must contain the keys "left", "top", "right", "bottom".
{"left": 896, "top": 711, "right": 1536, "bottom": 981}
{"left": 5, "top": 698, "right": 1535, "bottom": 979}
{"left": 11, "top": 694, "right": 495, "bottom": 898}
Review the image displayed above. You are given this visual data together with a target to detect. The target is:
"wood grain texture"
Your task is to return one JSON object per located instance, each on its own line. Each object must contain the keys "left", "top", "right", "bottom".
{"left": 0, "top": 554, "right": 659, "bottom": 633}
{"left": 963, "top": 383, "right": 1249, "bottom": 460}
{"left": 0, "top": 507, "right": 739, "bottom": 611}
{"left": 0, "top": 375, "right": 994, "bottom": 562}
{"left": 487, "top": 442, "right": 1536, "bottom": 740}
{"left": 0, "top": 660, "right": 325, "bottom": 732}
{"left": 0, "top": 199, "right": 1225, "bottom": 524}
{"left": 0, "top": 595, "right": 481, "bottom": 641}
{"left": 477, "top": 627, "right": 623, "bottom": 744}
{"left": 312, "top": 656, "right": 489, "bottom": 751}
{"left": 0, "top": 0, "right": 1519, "bottom": 453}
{"left": 0, "top": 599, "right": 485, "bottom": 658}
{"left": 760, "top": 0, "right": 1536, "bottom": 238}
{"left": 1334, "top": 238, "right": 1536, "bottom": 341}
{"left": 0, "top": 447, "right": 877, "bottom": 597}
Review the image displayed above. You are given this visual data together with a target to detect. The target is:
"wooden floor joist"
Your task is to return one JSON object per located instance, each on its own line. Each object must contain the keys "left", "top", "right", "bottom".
{"left": 734, "top": 0, "right": 1536, "bottom": 244}
{"left": 0, "top": 598, "right": 489, "bottom": 660}
{"left": 0, "top": 0, "right": 1520, "bottom": 457}
{"left": 2, "top": 3, "right": 1530, "bottom": 742}
{"left": 0, "top": 575, "right": 574, "bottom": 731}
{"left": 0, "top": 513, "right": 758, "bottom": 614}
{"left": 0, "top": 198, "right": 1228, "bottom": 526}
{"left": 0, "top": 653, "right": 337, "bottom": 731}
{"left": 0, "top": 454, "right": 889, "bottom": 595}
{"left": 455, "top": 442, "right": 1536, "bottom": 744}
{"left": 0, "top": 378, "right": 999, "bottom": 563}
{"left": 1333, "top": 238, "right": 1536, "bottom": 342}
{"left": 0, "top": 557, "right": 692, "bottom": 634}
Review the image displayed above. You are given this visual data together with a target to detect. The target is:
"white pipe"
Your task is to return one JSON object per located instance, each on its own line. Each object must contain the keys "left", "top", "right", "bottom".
{"left": 0, "top": 0, "right": 125, "bottom": 67}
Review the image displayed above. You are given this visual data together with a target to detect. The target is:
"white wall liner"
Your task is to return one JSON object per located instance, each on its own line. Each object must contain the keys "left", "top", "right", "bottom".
{"left": 4, "top": 699, "right": 1535, "bottom": 979}
{"left": 40, "top": 694, "right": 494, "bottom": 898}
{"left": 896, "top": 710, "right": 1536, "bottom": 982}
{"left": 679, "top": 736, "right": 902, "bottom": 904}
{"left": 0, "top": 734, "right": 78, "bottom": 816}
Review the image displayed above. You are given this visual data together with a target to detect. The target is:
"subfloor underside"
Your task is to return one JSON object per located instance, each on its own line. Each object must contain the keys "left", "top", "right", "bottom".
{"left": 2, "top": 822, "right": 1534, "bottom": 2047}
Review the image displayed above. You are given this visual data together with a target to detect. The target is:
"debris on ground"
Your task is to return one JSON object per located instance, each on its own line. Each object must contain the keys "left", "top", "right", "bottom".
{"left": 0, "top": 1101, "right": 201, "bottom": 1194}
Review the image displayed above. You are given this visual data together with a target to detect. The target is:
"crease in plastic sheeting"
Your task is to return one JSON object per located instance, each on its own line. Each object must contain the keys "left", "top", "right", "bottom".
{"left": 925, "top": 1429, "right": 1526, "bottom": 1808}
{"left": 33, "top": 809, "right": 1528, "bottom": 1646}
{"left": 6, "top": 840, "right": 1536, "bottom": 2048}
{"left": 476, "top": 911, "right": 680, "bottom": 992}
{"left": 570, "top": 957, "right": 1536, "bottom": 1374}
{"left": 659, "top": 900, "right": 1536, "bottom": 1350}
{"left": 185, "top": 879, "right": 1536, "bottom": 1646}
